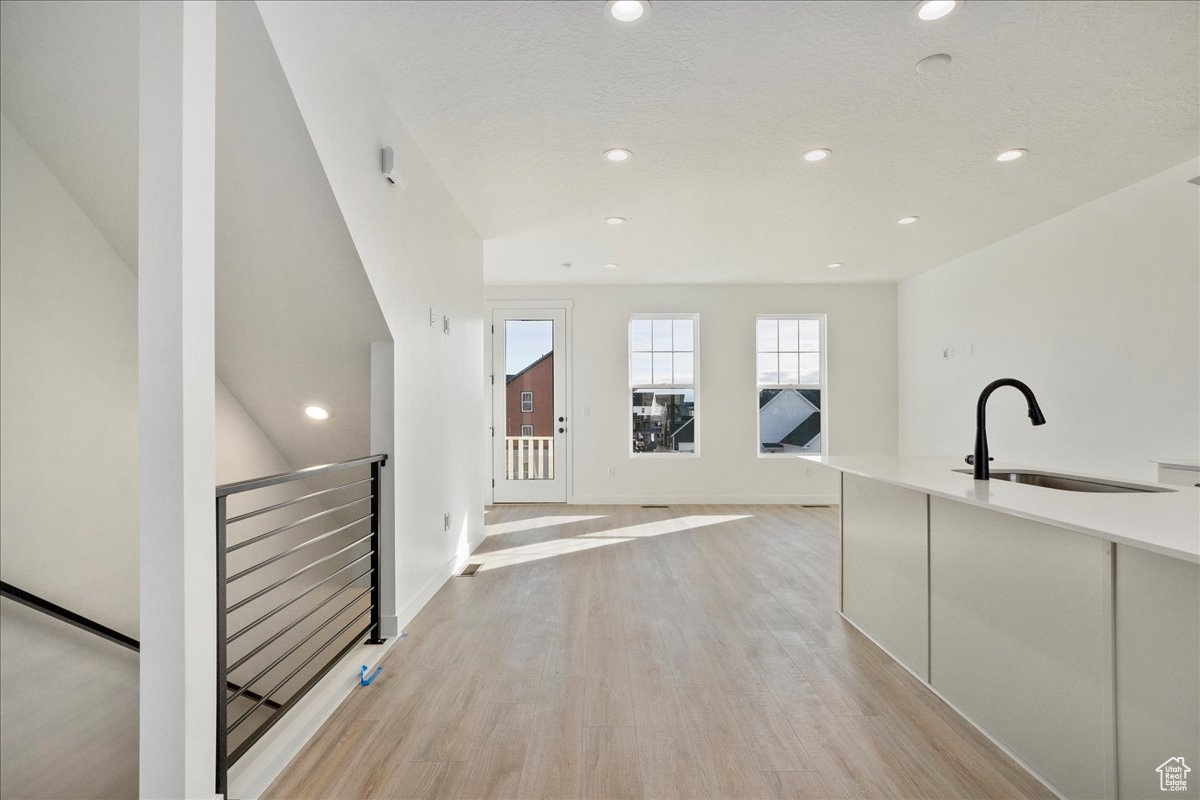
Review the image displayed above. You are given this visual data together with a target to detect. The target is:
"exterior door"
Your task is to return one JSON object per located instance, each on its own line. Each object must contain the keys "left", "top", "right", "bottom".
{"left": 492, "top": 308, "right": 567, "bottom": 502}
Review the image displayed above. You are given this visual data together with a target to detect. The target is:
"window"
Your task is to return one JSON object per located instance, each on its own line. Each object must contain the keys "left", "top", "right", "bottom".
{"left": 520, "top": 424, "right": 534, "bottom": 437}
{"left": 520, "top": 391, "right": 533, "bottom": 413}
{"left": 630, "top": 315, "right": 698, "bottom": 454}
{"left": 756, "top": 316, "right": 824, "bottom": 455}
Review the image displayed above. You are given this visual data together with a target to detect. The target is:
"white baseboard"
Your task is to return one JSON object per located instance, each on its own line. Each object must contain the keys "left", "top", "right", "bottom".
{"left": 228, "top": 529, "right": 486, "bottom": 799}
{"left": 567, "top": 494, "right": 840, "bottom": 506}
{"left": 227, "top": 637, "right": 395, "bottom": 800}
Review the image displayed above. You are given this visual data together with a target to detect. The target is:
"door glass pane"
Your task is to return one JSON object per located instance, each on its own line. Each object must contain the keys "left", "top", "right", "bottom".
{"left": 504, "top": 319, "right": 554, "bottom": 480}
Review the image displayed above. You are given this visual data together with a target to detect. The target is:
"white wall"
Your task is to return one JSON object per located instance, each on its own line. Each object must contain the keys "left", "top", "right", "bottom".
{"left": 898, "top": 159, "right": 1200, "bottom": 482}
{"left": 257, "top": 2, "right": 487, "bottom": 631}
{"left": 0, "top": 113, "right": 139, "bottom": 634}
{"left": 0, "top": 111, "right": 304, "bottom": 637}
{"left": 485, "top": 284, "right": 898, "bottom": 503}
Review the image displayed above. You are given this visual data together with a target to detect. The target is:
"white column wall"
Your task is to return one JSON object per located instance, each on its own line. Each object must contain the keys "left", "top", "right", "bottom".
{"left": 137, "top": 2, "right": 218, "bottom": 797}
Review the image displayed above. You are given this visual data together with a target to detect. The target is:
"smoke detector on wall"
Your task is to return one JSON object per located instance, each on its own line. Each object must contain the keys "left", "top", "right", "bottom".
{"left": 381, "top": 147, "right": 405, "bottom": 187}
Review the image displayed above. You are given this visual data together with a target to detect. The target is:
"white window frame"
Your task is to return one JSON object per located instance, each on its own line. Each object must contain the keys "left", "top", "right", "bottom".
{"left": 520, "top": 424, "right": 534, "bottom": 437}
{"left": 520, "top": 391, "right": 533, "bottom": 413}
{"left": 755, "top": 314, "right": 827, "bottom": 458}
{"left": 628, "top": 313, "right": 700, "bottom": 458}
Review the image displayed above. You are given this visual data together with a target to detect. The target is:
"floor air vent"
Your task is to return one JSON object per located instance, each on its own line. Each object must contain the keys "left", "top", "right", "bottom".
{"left": 641, "top": 505, "right": 669, "bottom": 509}
{"left": 458, "top": 563, "right": 482, "bottom": 577}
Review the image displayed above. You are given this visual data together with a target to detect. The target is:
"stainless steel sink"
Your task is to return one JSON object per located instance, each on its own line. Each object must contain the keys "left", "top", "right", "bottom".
{"left": 951, "top": 469, "right": 1174, "bottom": 493}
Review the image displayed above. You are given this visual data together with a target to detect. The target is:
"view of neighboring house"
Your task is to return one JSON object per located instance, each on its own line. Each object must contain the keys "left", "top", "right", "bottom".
{"left": 632, "top": 389, "right": 695, "bottom": 452}
{"left": 759, "top": 388, "right": 822, "bottom": 453}
{"left": 505, "top": 351, "right": 552, "bottom": 437}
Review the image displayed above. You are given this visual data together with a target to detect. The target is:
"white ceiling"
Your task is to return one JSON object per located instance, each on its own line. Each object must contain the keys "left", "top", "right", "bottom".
{"left": 0, "top": 0, "right": 390, "bottom": 473}
{"left": 326, "top": 0, "right": 1199, "bottom": 284}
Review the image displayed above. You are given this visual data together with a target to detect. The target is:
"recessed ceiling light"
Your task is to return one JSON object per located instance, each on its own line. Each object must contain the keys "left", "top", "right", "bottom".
{"left": 898, "top": 216, "right": 920, "bottom": 225}
{"left": 304, "top": 405, "right": 330, "bottom": 421}
{"left": 605, "top": 0, "right": 650, "bottom": 23}
{"left": 996, "top": 148, "right": 1028, "bottom": 162}
{"left": 604, "top": 148, "right": 632, "bottom": 162}
{"left": 803, "top": 148, "right": 832, "bottom": 162}
{"left": 603, "top": 263, "right": 619, "bottom": 270}
{"left": 827, "top": 262, "right": 844, "bottom": 269}
{"left": 561, "top": 262, "right": 573, "bottom": 269}
{"left": 604, "top": 216, "right": 626, "bottom": 225}
{"left": 915, "top": 53, "right": 952, "bottom": 74}
{"left": 915, "top": 0, "right": 958, "bottom": 21}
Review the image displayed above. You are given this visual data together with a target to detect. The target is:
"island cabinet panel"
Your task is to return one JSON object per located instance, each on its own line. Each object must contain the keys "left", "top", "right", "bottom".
{"left": 1115, "top": 544, "right": 1200, "bottom": 800}
{"left": 929, "top": 498, "right": 1116, "bottom": 800}
{"left": 840, "top": 473, "right": 929, "bottom": 679}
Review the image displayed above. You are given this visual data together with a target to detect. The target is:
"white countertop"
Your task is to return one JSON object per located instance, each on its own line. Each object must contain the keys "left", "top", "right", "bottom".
{"left": 803, "top": 455, "right": 1200, "bottom": 564}
{"left": 1152, "top": 457, "right": 1200, "bottom": 470}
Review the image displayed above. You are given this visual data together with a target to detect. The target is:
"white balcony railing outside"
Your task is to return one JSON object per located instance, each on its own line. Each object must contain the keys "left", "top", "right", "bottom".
{"left": 505, "top": 436, "right": 553, "bottom": 480}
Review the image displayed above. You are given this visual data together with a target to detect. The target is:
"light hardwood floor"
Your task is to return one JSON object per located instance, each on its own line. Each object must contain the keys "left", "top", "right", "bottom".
{"left": 264, "top": 505, "right": 1053, "bottom": 800}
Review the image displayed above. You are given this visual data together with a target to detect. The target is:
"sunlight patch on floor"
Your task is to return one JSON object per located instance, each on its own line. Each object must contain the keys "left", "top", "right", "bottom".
{"left": 577, "top": 514, "right": 753, "bottom": 539}
{"left": 473, "top": 513, "right": 753, "bottom": 570}
{"left": 483, "top": 514, "right": 607, "bottom": 536}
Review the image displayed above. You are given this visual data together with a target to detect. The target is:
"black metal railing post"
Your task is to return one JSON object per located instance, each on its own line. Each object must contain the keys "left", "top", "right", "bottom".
{"left": 215, "top": 494, "right": 229, "bottom": 798}
{"left": 366, "top": 457, "right": 386, "bottom": 645}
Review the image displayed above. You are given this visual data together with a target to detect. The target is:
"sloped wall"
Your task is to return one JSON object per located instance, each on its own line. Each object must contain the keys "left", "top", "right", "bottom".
{"left": 0, "top": 113, "right": 310, "bottom": 635}
{"left": 256, "top": 1, "right": 487, "bottom": 631}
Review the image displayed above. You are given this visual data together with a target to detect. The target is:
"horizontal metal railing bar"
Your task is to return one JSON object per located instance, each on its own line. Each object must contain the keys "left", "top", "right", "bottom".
{"left": 228, "top": 607, "right": 373, "bottom": 734}
{"left": 227, "top": 538, "right": 373, "bottom": 613}
{"left": 227, "top": 563, "right": 372, "bottom": 645}
{"left": 226, "top": 496, "right": 372, "bottom": 553}
{"left": 226, "top": 680, "right": 283, "bottom": 711}
{"left": 217, "top": 454, "right": 388, "bottom": 498}
{"left": 0, "top": 581, "right": 140, "bottom": 652}
{"left": 225, "top": 478, "right": 373, "bottom": 525}
{"left": 228, "top": 585, "right": 371, "bottom": 674}
{"left": 226, "top": 596, "right": 373, "bottom": 710}
{"left": 227, "top": 625, "right": 369, "bottom": 766}
{"left": 227, "top": 514, "right": 372, "bottom": 582}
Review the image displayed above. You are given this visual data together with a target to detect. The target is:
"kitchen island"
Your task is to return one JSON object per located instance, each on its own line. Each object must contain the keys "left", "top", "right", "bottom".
{"left": 805, "top": 455, "right": 1199, "bottom": 800}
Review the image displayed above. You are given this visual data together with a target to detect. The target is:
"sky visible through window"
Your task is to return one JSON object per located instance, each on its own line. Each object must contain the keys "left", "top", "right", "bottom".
{"left": 505, "top": 319, "right": 553, "bottom": 375}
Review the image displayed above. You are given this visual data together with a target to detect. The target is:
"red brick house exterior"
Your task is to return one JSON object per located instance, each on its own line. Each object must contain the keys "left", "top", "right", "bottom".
{"left": 505, "top": 352, "right": 553, "bottom": 436}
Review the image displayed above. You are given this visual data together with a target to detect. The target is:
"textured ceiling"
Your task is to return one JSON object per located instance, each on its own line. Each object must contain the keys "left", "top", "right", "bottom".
{"left": 326, "top": 0, "right": 1199, "bottom": 284}
{"left": 0, "top": 0, "right": 391, "bottom": 474}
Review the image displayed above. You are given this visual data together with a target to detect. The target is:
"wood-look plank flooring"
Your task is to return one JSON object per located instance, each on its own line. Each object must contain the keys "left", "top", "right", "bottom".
{"left": 264, "top": 505, "right": 1053, "bottom": 800}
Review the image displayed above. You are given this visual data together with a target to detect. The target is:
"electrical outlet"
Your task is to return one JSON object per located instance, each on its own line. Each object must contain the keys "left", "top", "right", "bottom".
{"left": 942, "top": 346, "right": 955, "bottom": 360}
{"left": 967, "top": 343, "right": 974, "bottom": 357}
{"left": 429, "top": 307, "right": 435, "bottom": 327}
{"left": 443, "top": 512, "right": 450, "bottom": 531}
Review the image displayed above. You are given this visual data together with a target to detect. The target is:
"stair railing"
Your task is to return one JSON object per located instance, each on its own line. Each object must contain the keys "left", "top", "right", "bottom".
{"left": 215, "top": 454, "right": 388, "bottom": 796}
